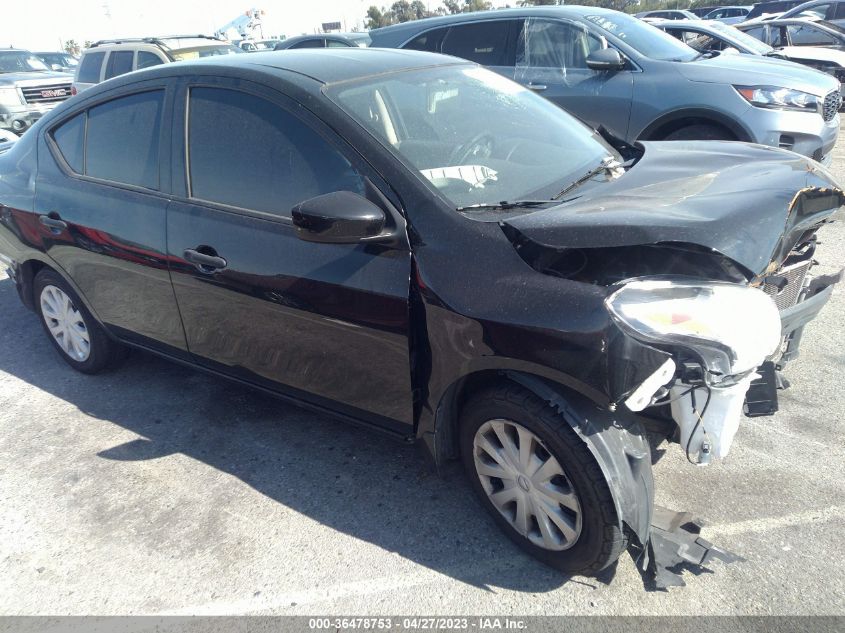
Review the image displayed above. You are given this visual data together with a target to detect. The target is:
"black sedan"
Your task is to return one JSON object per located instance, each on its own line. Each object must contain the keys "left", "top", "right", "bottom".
{"left": 0, "top": 49, "right": 841, "bottom": 577}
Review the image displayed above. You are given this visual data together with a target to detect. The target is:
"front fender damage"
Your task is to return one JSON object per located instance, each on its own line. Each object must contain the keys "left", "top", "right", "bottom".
{"left": 507, "top": 372, "right": 741, "bottom": 589}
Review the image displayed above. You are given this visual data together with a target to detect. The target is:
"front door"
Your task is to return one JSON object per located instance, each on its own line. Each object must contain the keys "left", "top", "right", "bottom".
{"left": 166, "top": 80, "right": 415, "bottom": 431}
{"left": 514, "top": 18, "right": 634, "bottom": 140}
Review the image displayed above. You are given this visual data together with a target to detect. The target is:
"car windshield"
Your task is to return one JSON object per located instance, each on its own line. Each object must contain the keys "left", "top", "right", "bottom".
{"left": 329, "top": 66, "right": 619, "bottom": 210}
{"left": 586, "top": 13, "right": 698, "bottom": 61}
{"left": 170, "top": 44, "right": 244, "bottom": 60}
{"left": 702, "top": 22, "right": 776, "bottom": 53}
{"left": 0, "top": 51, "right": 50, "bottom": 73}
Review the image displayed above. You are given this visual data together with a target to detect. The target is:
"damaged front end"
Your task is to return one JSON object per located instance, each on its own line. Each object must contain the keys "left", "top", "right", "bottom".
{"left": 502, "top": 145, "right": 845, "bottom": 466}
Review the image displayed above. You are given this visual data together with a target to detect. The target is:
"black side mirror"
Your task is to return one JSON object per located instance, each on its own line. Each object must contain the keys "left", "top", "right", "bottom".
{"left": 586, "top": 48, "right": 626, "bottom": 71}
{"left": 292, "top": 191, "right": 387, "bottom": 243}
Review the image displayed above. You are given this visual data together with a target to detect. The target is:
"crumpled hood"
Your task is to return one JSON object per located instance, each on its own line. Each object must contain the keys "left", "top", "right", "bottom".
{"left": 674, "top": 53, "right": 839, "bottom": 95}
{"left": 0, "top": 71, "right": 71, "bottom": 87}
{"left": 502, "top": 141, "right": 845, "bottom": 278}
{"left": 777, "top": 45, "right": 845, "bottom": 65}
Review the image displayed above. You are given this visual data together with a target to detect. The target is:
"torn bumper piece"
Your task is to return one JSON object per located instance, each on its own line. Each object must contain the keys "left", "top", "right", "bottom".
{"left": 646, "top": 506, "right": 744, "bottom": 589}
{"left": 778, "top": 268, "right": 843, "bottom": 365}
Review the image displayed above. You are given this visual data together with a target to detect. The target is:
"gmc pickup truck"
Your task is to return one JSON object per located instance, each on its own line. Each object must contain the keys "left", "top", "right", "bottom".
{"left": 0, "top": 49, "right": 72, "bottom": 134}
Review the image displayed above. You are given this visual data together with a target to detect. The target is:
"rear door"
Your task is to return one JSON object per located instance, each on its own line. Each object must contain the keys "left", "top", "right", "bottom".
{"left": 34, "top": 80, "right": 188, "bottom": 355}
{"left": 514, "top": 18, "right": 634, "bottom": 139}
{"left": 440, "top": 19, "right": 522, "bottom": 79}
{"left": 166, "top": 78, "right": 415, "bottom": 431}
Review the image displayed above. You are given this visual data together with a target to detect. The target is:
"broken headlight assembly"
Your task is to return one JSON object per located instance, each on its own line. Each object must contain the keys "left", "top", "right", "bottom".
{"left": 606, "top": 279, "right": 782, "bottom": 379}
{"left": 734, "top": 85, "right": 820, "bottom": 113}
{"left": 607, "top": 279, "right": 784, "bottom": 463}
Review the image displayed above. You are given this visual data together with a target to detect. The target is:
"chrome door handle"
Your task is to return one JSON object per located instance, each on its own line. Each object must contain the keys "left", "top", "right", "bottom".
{"left": 39, "top": 214, "right": 67, "bottom": 232}
{"left": 528, "top": 83, "right": 548, "bottom": 91}
{"left": 184, "top": 248, "right": 227, "bottom": 272}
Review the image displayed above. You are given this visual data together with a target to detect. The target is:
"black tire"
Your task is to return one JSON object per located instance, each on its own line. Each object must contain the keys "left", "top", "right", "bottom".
{"left": 662, "top": 124, "right": 734, "bottom": 142}
{"left": 459, "top": 383, "right": 626, "bottom": 575}
{"left": 33, "top": 268, "right": 126, "bottom": 374}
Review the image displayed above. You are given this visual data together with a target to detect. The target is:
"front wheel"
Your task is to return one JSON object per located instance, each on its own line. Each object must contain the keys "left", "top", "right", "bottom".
{"left": 460, "top": 384, "right": 626, "bottom": 575}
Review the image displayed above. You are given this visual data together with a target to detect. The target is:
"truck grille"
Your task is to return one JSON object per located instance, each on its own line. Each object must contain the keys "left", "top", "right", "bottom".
{"left": 20, "top": 82, "right": 72, "bottom": 105}
{"left": 763, "top": 258, "right": 812, "bottom": 310}
{"left": 823, "top": 90, "right": 841, "bottom": 122}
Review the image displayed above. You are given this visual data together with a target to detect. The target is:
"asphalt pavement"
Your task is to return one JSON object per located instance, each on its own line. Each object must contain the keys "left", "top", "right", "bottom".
{"left": 1, "top": 131, "right": 844, "bottom": 617}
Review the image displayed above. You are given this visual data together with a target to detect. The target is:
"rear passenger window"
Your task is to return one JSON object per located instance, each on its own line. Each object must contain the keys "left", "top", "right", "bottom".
{"left": 442, "top": 21, "right": 516, "bottom": 66}
{"left": 86, "top": 91, "right": 163, "bottom": 189}
{"left": 187, "top": 87, "right": 364, "bottom": 216}
{"left": 52, "top": 113, "right": 86, "bottom": 173}
{"left": 77, "top": 51, "right": 105, "bottom": 83}
{"left": 105, "top": 51, "right": 134, "bottom": 79}
{"left": 405, "top": 28, "right": 448, "bottom": 53}
{"left": 137, "top": 51, "right": 164, "bottom": 69}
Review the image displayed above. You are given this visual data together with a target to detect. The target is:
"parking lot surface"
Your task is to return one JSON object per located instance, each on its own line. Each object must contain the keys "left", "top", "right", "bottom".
{"left": 2, "top": 133, "right": 845, "bottom": 616}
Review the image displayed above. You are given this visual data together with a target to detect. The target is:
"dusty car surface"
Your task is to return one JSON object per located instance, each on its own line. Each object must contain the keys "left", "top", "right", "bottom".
{"left": 0, "top": 48, "right": 842, "bottom": 576}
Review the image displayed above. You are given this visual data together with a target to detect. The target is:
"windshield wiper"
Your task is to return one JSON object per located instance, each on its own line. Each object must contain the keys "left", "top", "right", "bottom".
{"left": 552, "top": 157, "right": 628, "bottom": 201}
{"left": 455, "top": 199, "right": 558, "bottom": 213}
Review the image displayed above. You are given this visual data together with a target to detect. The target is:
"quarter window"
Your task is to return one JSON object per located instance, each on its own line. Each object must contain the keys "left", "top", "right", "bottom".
{"left": 52, "top": 112, "right": 86, "bottom": 173}
{"left": 187, "top": 87, "right": 364, "bottom": 216}
{"left": 137, "top": 51, "right": 164, "bottom": 69}
{"left": 77, "top": 51, "right": 105, "bottom": 83}
{"left": 405, "top": 28, "right": 448, "bottom": 53}
{"left": 104, "top": 51, "right": 134, "bottom": 79}
{"left": 441, "top": 21, "right": 517, "bottom": 66}
{"left": 86, "top": 91, "right": 164, "bottom": 189}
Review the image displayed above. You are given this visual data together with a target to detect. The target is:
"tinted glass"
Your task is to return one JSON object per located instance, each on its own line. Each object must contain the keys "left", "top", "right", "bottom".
{"left": 52, "top": 113, "right": 86, "bottom": 173}
{"left": 291, "top": 39, "right": 325, "bottom": 49}
{"left": 137, "top": 51, "right": 164, "bottom": 69}
{"left": 104, "top": 51, "right": 134, "bottom": 79}
{"left": 442, "top": 21, "right": 516, "bottom": 66}
{"left": 188, "top": 87, "right": 364, "bottom": 215}
{"left": 86, "top": 91, "right": 163, "bottom": 189}
{"left": 327, "top": 39, "right": 353, "bottom": 47}
{"left": 794, "top": 3, "right": 831, "bottom": 18}
{"left": 405, "top": 28, "right": 448, "bottom": 52}
{"left": 330, "top": 66, "right": 619, "bottom": 210}
{"left": 836, "top": 2, "right": 845, "bottom": 18}
{"left": 77, "top": 51, "right": 105, "bottom": 83}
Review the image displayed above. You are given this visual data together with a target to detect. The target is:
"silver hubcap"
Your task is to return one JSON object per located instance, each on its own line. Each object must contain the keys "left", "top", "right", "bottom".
{"left": 473, "top": 419, "right": 582, "bottom": 551}
{"left": 40, "top": 285, "right": 91, "bottom": 362}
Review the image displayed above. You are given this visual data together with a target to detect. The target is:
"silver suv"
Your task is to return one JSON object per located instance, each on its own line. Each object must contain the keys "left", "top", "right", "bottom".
{"left": 371, "top": 6, "right": 842, "bottom": 163}
{"left": 72, "top": 35, "right": 243, "bottom": 95}
{"left": 0, "top": 49, "right": 72, "bottom": 134}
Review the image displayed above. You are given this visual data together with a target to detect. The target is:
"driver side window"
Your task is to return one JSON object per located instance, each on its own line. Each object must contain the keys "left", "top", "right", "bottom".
{"left": 519, "top": 19, "right": 603, "bottom": 72}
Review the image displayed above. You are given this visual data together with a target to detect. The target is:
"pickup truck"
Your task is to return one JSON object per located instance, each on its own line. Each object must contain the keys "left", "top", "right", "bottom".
{"left": 0, "top": 49, "right": 73, "bottom": 134}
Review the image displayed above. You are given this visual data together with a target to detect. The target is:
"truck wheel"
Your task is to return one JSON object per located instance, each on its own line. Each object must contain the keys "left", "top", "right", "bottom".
{"left": 34, "top": 269, "right": 126, "bottom": 374}
{"left": 663, "top": 124, "right": 733, "bottom": 141}
{"left": 460, "top": 383, "right": 626, "bottom": 575}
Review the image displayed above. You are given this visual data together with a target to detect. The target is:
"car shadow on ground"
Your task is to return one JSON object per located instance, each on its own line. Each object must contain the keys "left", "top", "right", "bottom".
{"left": 0, "top": 274, "right": 624, "bottom": 595}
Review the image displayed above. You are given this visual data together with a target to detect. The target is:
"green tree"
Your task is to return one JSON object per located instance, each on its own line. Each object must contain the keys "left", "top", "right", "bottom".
{"left": 365, "top": 5, "right": 394, "bottom": 28}
{"left": 63, "top": 39, "right": 80, "bottom": 56}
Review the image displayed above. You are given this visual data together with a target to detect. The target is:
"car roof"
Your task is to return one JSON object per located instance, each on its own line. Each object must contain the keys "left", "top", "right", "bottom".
{"left": 371, "top": 6, "right": 623, "bottom": 39}
{"left": 91, "top": 48, "right": 467, "bottom": 89}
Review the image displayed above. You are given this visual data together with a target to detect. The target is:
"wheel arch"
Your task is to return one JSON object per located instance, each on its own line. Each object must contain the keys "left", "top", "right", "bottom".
{"left": 16, "top": 257, "right": 109, "bottom": 332}
{"left": 421, "top": 368, "right": 655, "bottom": 548}
{"left": 638, "top": 109, "right": 752, "bottom": 142}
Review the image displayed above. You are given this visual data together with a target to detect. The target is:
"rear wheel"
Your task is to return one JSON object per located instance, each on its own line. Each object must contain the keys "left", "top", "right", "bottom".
{"left": 662, "top": 124, "right": 734, "bottom": 141}
{"left": 460, "top": 383, "right": 626, "bottom": 575}
{"left": 34, "top": 269, "right": 125, "bottom": 374}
